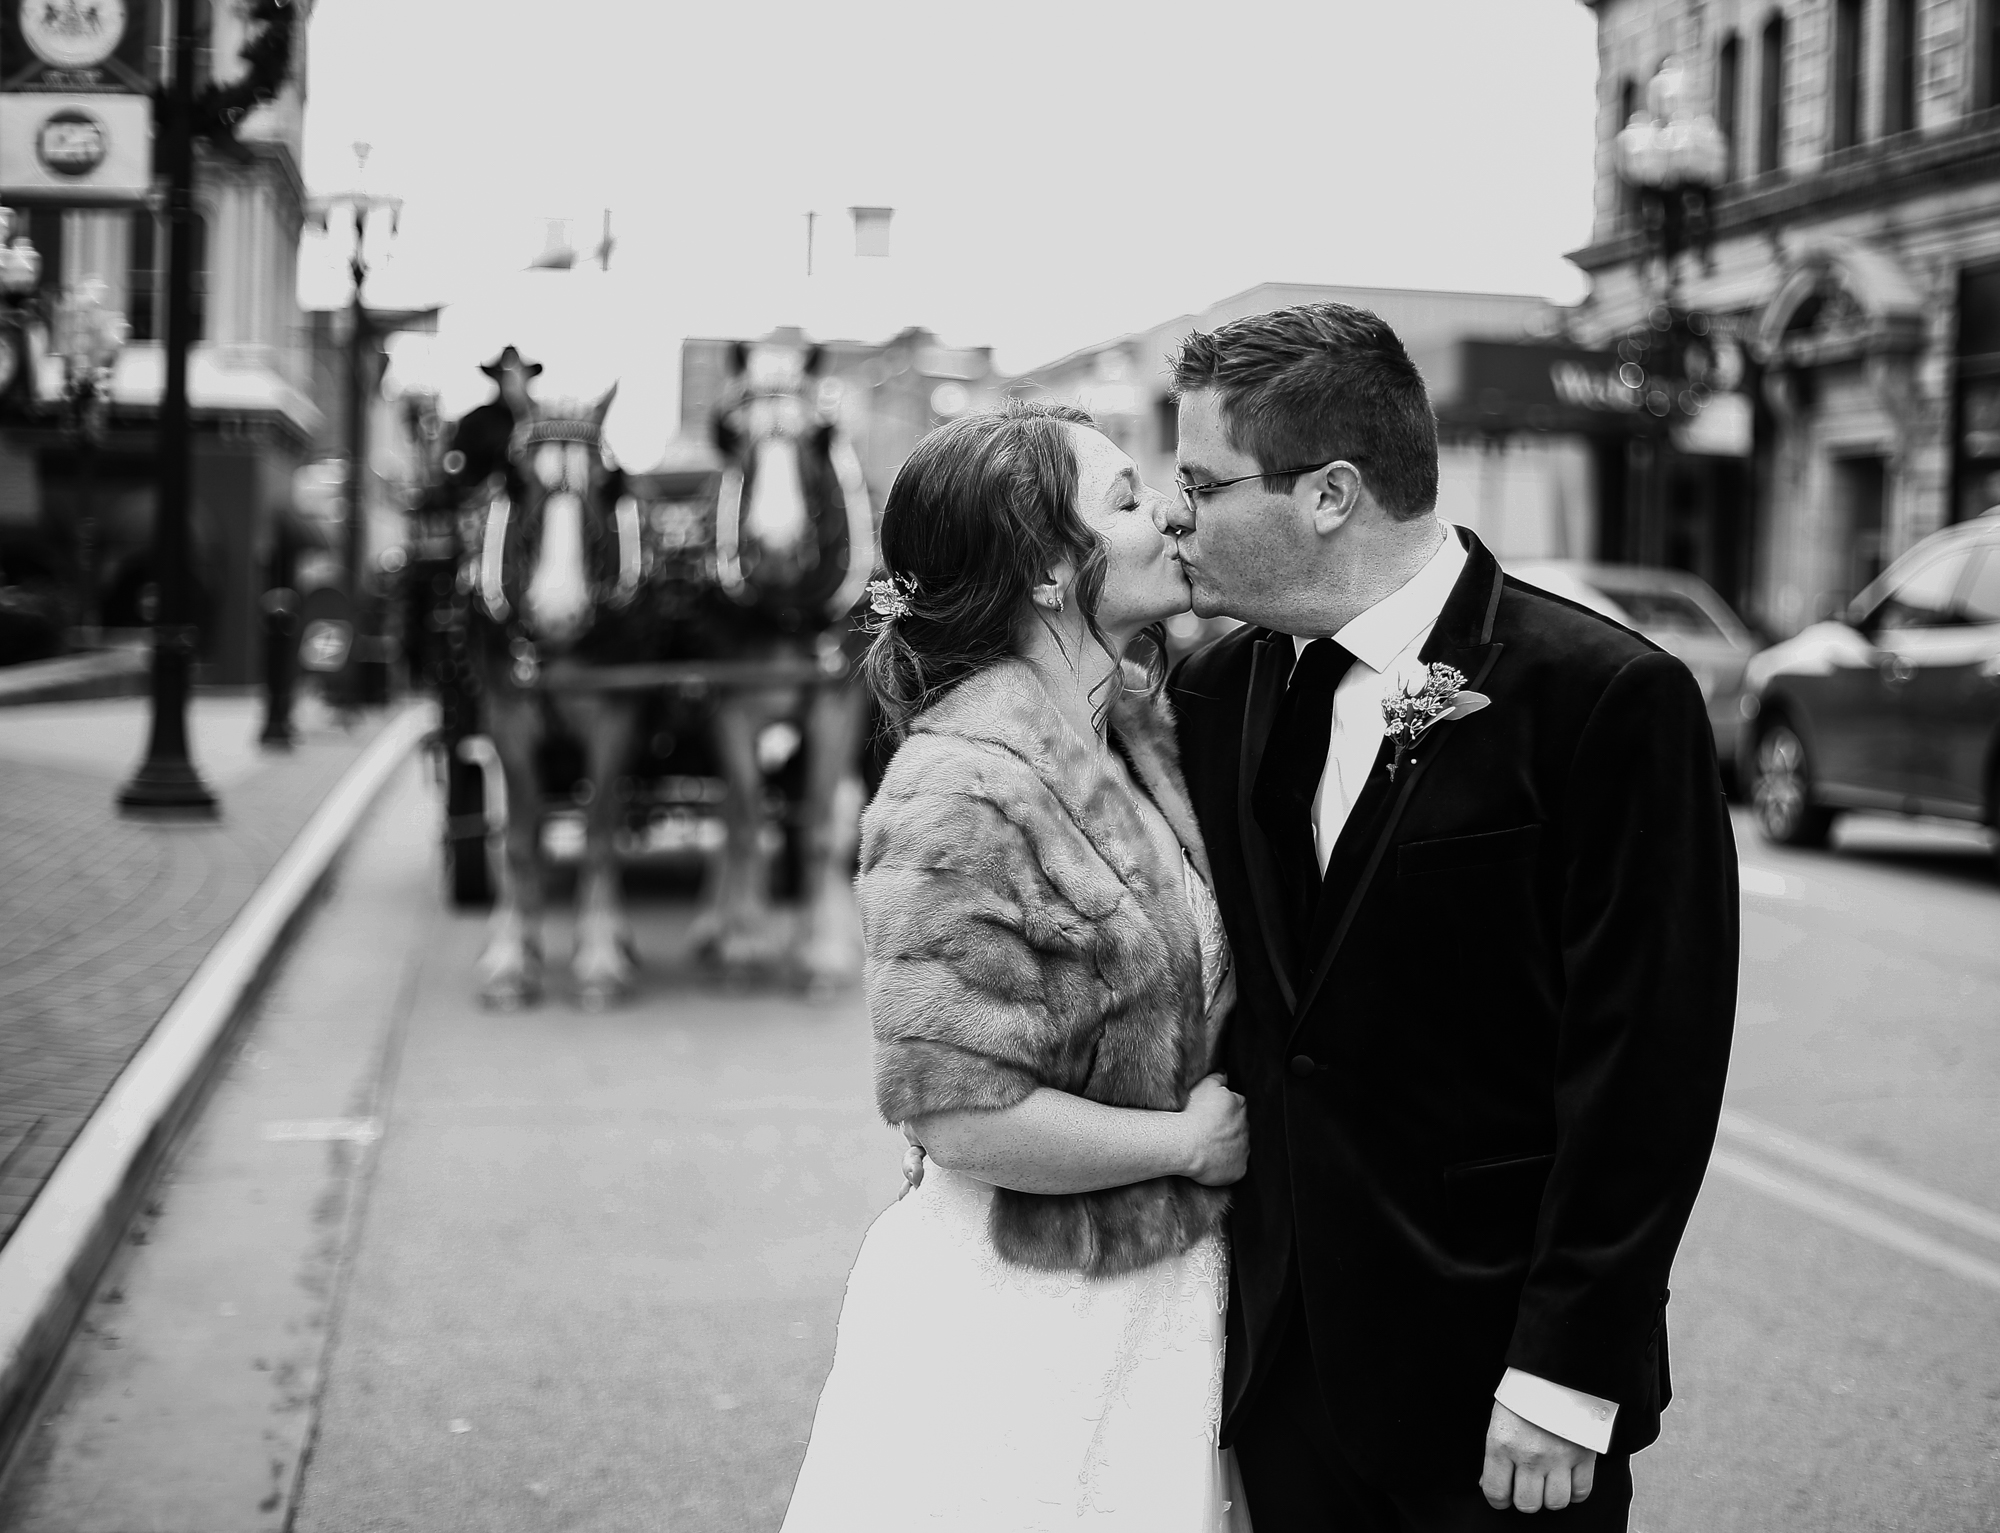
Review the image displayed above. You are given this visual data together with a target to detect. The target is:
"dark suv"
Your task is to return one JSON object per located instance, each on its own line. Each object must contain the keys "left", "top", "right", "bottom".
{"left": 1743, "top": 510, "right": 2000, "bottom": 870}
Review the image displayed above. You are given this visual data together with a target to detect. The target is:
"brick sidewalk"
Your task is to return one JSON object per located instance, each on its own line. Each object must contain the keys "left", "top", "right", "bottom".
{"left": 0, "top": 697, "right": 407, "bottom": 1247}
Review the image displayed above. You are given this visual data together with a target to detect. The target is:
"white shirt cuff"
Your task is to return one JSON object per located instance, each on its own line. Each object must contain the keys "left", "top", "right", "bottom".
{"left": 1494, "top": 1368, "right": 1618, "bottom": 1455}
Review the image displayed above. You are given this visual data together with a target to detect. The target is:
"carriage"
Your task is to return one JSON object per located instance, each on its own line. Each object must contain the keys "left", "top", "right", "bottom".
{"left": 401, "top": 341, "right": 873, "bottom": 1004}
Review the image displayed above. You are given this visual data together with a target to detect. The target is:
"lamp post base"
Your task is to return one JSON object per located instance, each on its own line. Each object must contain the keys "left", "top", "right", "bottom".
{"left": 117, "top": 760, "right": 220, "bottom": 815}
{"left": 116, "top": 623, "right": 219, "bottom": 818}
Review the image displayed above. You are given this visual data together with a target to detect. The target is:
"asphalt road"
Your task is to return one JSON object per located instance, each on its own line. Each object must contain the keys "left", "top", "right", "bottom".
{"left": 1631, "top": 808, "right": 2000, "bottom": 1533}
{"left": 2, "top": 786, "right": 1994, "bottom": 1531}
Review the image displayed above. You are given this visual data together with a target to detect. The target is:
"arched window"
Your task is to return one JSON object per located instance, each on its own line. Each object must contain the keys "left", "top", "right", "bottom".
{"left": 1717, "top": 35, "right": 1742, "bottom": 180}
{"left": 1758, "top": 12, "right": 1787, "bottom": 174}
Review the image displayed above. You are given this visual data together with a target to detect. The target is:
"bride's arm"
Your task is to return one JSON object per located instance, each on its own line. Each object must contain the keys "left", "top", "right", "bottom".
{"left": 910, "top": 1075, "right": 1247, "bottom": 1194}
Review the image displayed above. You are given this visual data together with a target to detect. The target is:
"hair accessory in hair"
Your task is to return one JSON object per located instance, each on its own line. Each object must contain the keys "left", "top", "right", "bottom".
{"left": 866, "top": 573, "right": 918, "bottom": 621}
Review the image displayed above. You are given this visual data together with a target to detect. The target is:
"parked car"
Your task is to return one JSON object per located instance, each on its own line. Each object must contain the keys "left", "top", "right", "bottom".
{"left": 0, "top": 584, "right": 64, "bottom": 666}
{"left": 1507, "top": 560, "right": 1761, "bottom": 777}
{"left": 1740, "top": 510, "right": 2000, "bottom": 868}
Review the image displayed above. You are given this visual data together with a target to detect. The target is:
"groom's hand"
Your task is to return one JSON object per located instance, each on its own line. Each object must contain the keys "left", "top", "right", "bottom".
{"left": 1480, "top": 1401, "right": 1596, "bottom": 1513}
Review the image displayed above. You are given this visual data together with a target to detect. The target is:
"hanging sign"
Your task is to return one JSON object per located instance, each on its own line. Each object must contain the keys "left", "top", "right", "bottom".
{"left": 0, "top": 0, "right": 152, "bottom": 200}
{"left": 2, "top": 0, "right": 152, "bottom": 92}
{"left": 0, "top": 90, "right": 150, "bottom": 200}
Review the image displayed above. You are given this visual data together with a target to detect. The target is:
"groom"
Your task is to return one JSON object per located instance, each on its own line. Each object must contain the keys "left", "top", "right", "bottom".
{"left": 1163, "top": 304, "right": 1738, "bottom": 1530}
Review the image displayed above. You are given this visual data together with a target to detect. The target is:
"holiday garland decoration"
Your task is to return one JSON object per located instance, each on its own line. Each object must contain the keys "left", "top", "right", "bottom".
{"left": 189, "top": 0, "right": 298, "bottom": 148}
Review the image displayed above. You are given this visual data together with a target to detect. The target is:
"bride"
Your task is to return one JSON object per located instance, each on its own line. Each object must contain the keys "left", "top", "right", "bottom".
{"left": 782, "top": 401, "right": 1253, "bottom": 1531}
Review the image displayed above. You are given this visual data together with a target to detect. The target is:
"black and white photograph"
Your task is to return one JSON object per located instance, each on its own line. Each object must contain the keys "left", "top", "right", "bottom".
{"left": 0, "top": 1, "right": 1993, "bottom": 1529}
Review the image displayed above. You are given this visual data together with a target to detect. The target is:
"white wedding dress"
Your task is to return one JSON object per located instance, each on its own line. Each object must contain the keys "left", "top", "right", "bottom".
{"left": 782, "top": 855, "right": 1251, "bottom": 1532}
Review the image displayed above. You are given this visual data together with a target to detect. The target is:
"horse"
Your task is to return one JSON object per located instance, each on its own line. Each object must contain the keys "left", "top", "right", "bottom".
{"left": 692, "top": 337, "right": 874, "bottom": 986}
{"left": 462, "top": 385, "right": 652, "bottom": 1009}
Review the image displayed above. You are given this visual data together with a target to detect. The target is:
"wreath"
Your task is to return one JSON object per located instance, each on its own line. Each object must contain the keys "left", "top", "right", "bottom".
{"left": 189, "top": 0, "right": 299, "bottom": 148}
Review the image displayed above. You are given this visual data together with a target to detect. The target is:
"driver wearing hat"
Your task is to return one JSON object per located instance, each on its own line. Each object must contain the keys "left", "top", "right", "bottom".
{"left": 446, "top": 346, "right": 542, "bottom": 491}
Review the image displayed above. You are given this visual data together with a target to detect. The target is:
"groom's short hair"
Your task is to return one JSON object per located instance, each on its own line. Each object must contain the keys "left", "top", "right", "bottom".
{"left": 1171, "top": 303, "right": 1439, "bottom": 519}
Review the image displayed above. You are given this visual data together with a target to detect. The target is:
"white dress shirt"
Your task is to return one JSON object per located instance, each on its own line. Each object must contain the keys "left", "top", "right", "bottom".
{"left": 1286, "top": 523, "right": 1619, "bottom": 1457}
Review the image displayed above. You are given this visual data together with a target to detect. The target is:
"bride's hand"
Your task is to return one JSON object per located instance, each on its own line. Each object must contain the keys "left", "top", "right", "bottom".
{"left": 1179, "top": 1074, "right": 1249, "bottom": 1186}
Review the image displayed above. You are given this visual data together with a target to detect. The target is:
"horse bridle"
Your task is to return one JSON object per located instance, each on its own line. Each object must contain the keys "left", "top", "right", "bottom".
{"left": 473, "top": 416, "right": 642, "bottom": 679}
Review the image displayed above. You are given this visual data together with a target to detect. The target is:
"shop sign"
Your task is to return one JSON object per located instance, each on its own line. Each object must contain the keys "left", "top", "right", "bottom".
{"left": 0, "top": 90, "right": 149, "bottom": 200}
{"left": 1451, "top": 340, "right": 1644, "bottom": 436}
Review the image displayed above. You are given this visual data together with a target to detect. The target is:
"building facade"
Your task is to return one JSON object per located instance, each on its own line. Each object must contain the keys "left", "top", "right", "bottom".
{"left": 0, "top": 1, "right": 318, "bottom": 682}
{"left": 1012, "top": 282, "right": 1600, "bottom": 571}
{"left": 675, "top": 325, "right": 1005, "bottom": 502}
{"left": 1573, "top": 0, "right": 2000, "bottom": 635}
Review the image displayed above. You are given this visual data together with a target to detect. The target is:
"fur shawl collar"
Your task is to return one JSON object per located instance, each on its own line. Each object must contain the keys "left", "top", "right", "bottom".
{"left": 858, "top": 658, "right": 1234, "bottom": 1278}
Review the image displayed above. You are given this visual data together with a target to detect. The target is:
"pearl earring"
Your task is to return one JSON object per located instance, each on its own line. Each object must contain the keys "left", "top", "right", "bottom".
{"left": 1047, "top": 591, "right": 1064, "bottom": 613}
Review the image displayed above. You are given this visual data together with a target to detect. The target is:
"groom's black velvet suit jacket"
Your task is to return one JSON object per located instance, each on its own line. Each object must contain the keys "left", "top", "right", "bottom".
{"left": 1169, "top": 529, "right": 1738, "bottom": 1482}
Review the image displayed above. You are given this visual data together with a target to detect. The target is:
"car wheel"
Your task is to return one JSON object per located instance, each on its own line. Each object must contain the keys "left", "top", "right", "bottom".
{"left": 1753, "top": 722, "right": 1837, "bottom": 848}
{"left": 1989, "top": 760, "right": 2000, "bottom": 885}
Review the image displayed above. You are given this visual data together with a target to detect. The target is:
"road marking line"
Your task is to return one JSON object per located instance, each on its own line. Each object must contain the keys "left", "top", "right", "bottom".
{"left": 1708, "top": 1151, "right": 2000, "bottom": 1293}
{"left": 261, "top": 1118, "right": 381, "bottom": 1144}
{"left": 1717, "top": 1110, "right": 2000, "bottom": 1248}
{"left": 1737, "top": 866, "right": 1795, "bottom": 898}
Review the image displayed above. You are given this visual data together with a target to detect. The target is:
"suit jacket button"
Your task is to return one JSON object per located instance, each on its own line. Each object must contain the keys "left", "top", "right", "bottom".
{"left": 1289, "top": 1054, "right": 1316, "bottom": 1079}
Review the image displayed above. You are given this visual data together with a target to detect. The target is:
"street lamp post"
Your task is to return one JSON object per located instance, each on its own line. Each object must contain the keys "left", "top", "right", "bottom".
{"left": 119, "top": 0, "right": 216, "bottom": 815}
{"left": 54, "top": 279, "right": 128, "bottom": 635}
{"left": 1614, "top": 56, "right": 1730, "bottom": 565}
{"left": 309, "top": 146, "right": 401, "bottom": 714}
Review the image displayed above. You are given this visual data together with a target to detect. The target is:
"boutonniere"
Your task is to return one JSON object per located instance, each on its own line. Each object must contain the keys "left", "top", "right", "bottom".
{"left": 1381, "top": 663, "right": 1490, "bottom": 779}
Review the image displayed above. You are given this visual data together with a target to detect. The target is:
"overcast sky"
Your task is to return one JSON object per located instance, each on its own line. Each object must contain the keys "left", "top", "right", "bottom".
{"left": 297, "top": 0, "right": 1602, "bottom": 465}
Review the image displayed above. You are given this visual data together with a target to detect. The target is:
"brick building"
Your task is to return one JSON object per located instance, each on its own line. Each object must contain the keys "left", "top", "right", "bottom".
{"left": 1572, "top": 0, "right": 2000, "bottom": 634}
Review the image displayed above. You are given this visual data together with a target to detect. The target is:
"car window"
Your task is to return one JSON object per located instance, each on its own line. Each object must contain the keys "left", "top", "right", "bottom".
{"left": 1959, "top": 548, "right": 2000, "bottom": 625}
{"left": 1873, "top": 547, "right": 1975, "bottom": 630}
{"left": 1596, "top": 588, "right": 1727, "bottom": 639}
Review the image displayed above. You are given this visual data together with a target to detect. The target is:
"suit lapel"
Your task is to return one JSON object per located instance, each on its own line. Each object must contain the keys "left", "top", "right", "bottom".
{"left": 1236, "top": 634, "right": 1298, "bottom": 1012}
{"left": 1289, "top": 534, "right": 1509, "bottom": 1032}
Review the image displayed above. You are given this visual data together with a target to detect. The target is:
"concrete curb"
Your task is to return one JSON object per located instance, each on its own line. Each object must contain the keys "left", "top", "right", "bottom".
{"left": 0, "top": 701, "right": 434, "bottom": 1472}
{"left": 0, "top": 646, "right": 150, "bottom": 708}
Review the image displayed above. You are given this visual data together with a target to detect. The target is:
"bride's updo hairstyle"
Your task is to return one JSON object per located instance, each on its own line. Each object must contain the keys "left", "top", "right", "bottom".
{"left": 864, "top": 398, "right": 1115, "bottom": 743}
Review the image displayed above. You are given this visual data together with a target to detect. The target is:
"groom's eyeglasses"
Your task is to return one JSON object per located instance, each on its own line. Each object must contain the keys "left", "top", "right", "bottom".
{"left": 1173, "top": 457, "right": 1367, "bottom": 516}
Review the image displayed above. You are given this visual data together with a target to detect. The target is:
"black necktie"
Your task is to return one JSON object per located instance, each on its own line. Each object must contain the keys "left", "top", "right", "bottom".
{"left": 1252, "top": 638, "right": 1357, "bottom": 945}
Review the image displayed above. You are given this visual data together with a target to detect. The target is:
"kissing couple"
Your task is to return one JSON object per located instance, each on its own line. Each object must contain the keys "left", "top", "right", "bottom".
{"left": 781, "top": 303, "right": 1739, "bottom": 1531}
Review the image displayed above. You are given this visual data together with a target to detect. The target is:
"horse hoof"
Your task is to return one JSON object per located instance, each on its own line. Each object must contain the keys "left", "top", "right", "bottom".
{"left": 479, "top": 981, "right": 540, "bottom": 1012}
{"left": 577, "top": 986, "right": 614, "bottom": 1013}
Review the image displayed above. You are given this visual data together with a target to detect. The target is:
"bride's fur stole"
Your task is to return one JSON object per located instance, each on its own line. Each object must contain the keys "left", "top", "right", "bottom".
{"left": 859, "top": 657, "right": 1236, "bottom": 1279}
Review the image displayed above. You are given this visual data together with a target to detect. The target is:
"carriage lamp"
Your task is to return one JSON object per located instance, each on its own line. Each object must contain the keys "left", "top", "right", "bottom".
{"left": 0, "top": 209, "right": 43, "bottom": 401}
{"left": 0, "top": 209, "right": 39, "bottom": 297}
{"left": 52, "top": 278, "right": 129, "bottom": 631}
